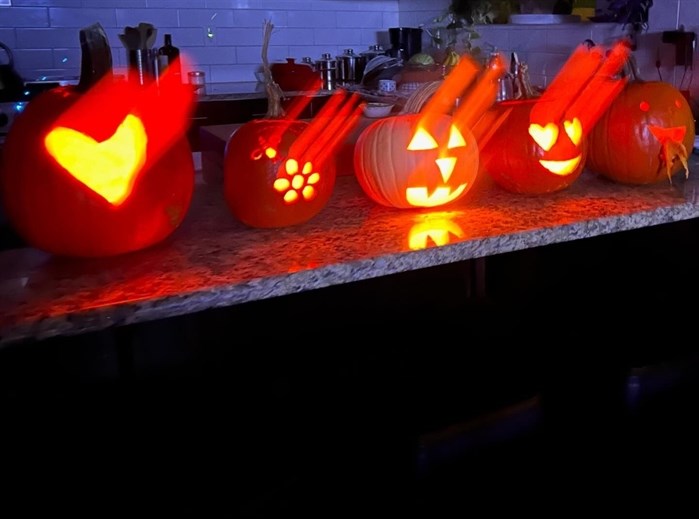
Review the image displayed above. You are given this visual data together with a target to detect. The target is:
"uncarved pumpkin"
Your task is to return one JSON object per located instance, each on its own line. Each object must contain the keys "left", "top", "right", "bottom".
{"left": 353, "top": 112, "right": 479, "bottom": 209}
{"left": 0, "top": 76, "right": 195, "bottom": 257}
{"left": 586, "top": 80, "right": 694, "bottom": 185}
{"left": 480, "top": 99, "right": 588, "bottom": 195}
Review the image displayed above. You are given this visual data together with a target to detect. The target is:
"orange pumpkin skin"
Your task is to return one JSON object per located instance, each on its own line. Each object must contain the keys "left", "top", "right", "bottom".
{"left": 481, "top": 99, "right": 588, "bottom": 195}
{"left": 1, "top": 84, "right": 195, "bottom": 258}
{"left": 223, "top": 119, "right": 336, "bottom": 228}
{"left": 353, "top": 113, "right": 479, "bottom": 209}
{"left": 587, "top": 81, "right": 694, "bottom": 185}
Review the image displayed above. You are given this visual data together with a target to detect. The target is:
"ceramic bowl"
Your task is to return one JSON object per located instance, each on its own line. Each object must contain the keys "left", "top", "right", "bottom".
{"left": 363, "top": 102, "right": 394, "bottom": 118}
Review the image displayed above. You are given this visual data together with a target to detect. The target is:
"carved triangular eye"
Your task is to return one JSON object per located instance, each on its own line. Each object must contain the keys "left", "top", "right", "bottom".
{"left": 408, "top": 127, "right": 438, "bottom": 150}
{"left": 528, "top": 123, "right": 558, "bottom": 151}
{"left": 563, "top": 118, "right": 582, "bottom": 146}
{"left": 448, "top": 125, "right": 466, "bottom": 148}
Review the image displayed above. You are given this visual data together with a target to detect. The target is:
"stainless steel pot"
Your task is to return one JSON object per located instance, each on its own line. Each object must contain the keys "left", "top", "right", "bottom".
{"left": 336, "top": 48, "right": 367, "bottom": 85}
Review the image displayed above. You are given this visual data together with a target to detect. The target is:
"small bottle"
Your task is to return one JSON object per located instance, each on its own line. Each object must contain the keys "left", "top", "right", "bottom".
{"left": 158, "top": 33, "right": 181, "bottom": 82}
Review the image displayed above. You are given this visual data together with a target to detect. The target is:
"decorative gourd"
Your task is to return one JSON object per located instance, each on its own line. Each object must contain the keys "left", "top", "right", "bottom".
{"left": 354, "top": 112, "right": 478, "bottom": 208}
{"left": 587, "top": 80, "right": 693, "bottom": 185}
{"left": 0, "top": 68, "right": 195, "bottom": 257}
{"left": 480, "top": 98, "right": 587, "bottom": 195}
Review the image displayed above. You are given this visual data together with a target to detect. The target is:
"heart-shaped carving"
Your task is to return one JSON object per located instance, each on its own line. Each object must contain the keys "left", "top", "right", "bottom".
{"left": 44, "top": 114, "right": 147, "bottom": 205}
{"left": 528, "top": 122, "right": 559, "bottom": 152}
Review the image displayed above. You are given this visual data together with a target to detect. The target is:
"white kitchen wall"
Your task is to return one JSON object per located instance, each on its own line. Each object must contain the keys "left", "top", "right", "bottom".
{"left": 0, "top": 0, "right": 697, "bottom": 110}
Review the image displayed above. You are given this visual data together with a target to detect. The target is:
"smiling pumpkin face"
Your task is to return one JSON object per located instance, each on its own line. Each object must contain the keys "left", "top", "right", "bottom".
{"left": 587, "top": 81, "right": 694, "bottom": 185}
{"left": 354, "top": 113, "right": 479, "bottom": 209}
{"left": 481, "top": 99, "right": 588, "bottom": 195}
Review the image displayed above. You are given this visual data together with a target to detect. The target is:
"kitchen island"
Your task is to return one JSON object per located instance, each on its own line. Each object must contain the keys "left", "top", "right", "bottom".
{"left": 2, "top": 154, "right": 699, "bottom": 516}
{"left": 2, "top": 155, "right": 699, "bottom": 347}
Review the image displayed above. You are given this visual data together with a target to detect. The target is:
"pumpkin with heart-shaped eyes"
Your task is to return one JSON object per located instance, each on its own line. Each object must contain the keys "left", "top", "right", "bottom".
{"left": 586, "top": 80, "right": 694, "bottom": 185}
{"left": 354, "top": 112, "right": 479, "bottom": 209}
{"left": 0, "top": 74, "right": 195, "bottom": 257}
{"left": 480, "top": 99, "right": 588, "bottom": 195}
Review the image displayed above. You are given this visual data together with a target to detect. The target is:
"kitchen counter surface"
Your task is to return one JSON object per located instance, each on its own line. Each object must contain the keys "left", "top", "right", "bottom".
{"left": 1, "top": 157, "right": 699, "bottom": 347}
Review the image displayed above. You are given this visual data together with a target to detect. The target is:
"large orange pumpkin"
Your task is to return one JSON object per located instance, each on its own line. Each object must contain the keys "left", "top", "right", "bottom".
{"left": 0, "top": 74, "right": 195, "bottom": 257}
{"left": 353, "top": 112, "right": 479, "bottom": 209}
{"left": 480, "top": 99, "right": 588, "bottom": 195}
{"left": 586, "top": 80, "right": 694, "bottom": 185}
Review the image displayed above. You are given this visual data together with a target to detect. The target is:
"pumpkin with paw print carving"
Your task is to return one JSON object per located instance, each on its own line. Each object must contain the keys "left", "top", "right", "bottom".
{"left": 0, "top": 71, "right": 195, "bottom": 257}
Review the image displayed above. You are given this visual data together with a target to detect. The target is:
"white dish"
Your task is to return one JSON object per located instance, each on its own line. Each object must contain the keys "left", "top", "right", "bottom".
{"left": 363, "top": 102, "right": 394, "bottom": 118}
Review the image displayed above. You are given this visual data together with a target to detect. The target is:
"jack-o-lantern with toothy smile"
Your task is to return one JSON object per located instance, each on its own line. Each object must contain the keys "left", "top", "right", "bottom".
{"left": 354, "top": 112, "right": 479, "bottom": 209}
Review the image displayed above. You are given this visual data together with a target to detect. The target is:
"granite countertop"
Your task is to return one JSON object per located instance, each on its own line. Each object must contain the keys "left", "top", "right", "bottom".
{"left": 2, "top": 159, "right": 699, "bottom": 347}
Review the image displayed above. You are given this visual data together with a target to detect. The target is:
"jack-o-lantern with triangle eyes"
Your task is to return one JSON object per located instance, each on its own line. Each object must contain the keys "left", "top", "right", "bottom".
{"left": 0, "top": 71, "right": 196, "bottom": 257}
{"left": 354, "top": 112, "right": 479, "bottom": 209}
{"left": 587, "top": 80, "right": 694, "bottom": 185}
{"left": 480, "top": 99, "right": 587, "bottom": 195}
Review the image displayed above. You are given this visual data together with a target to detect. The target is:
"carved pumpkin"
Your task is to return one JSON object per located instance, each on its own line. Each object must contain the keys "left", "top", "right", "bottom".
{"left": 481, "top": 99, "right": 587, "bottom": 195}
{"left": 354, "top": 113, "right": 479, "bottom": 209}
{"left": 223, "top": 118, "right": 337, "bottom": 228}
{"left": 0, "top": 73, "right": 195, "bottom": 257}
{"left": 587, "top": 80, "right": 694, "bottom": 185}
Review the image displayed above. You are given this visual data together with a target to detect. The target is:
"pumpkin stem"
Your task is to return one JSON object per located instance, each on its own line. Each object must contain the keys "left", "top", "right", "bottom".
{"left": 261, "top": 20, "right": 285, "bottom": 119}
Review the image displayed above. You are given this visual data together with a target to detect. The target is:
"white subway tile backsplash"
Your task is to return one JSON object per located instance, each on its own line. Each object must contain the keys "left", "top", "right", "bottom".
{"left": 0, "top": 7, "right": 49, "bottom": 28}
{"left": 336, "top": 11, "right": 384, "bottom": 28}
{"left": 212, "top": 27, "right": 271, "bottom": 46}
{"left": 287, "top": 10, "right": 329, "bottom": 28}
{"left": 314, "top": 27, "right": 363, "bottom": 45}
{"left": 12, "top": 0, "right": 79, "bottom": 6}
{"left": 115, "top": 8, "right": 178, "bottom": 28}
{"left": 13, "top": 48, "right": 53, "bottom": 71}
{"left": 0, "top": 28, "right": 17, "bottom": 47}
{"left": 236, "top": 44, "right": 289, "bottom": 63}
{"left": 52, "top": 46, "right": 79, "bottom": 68}
{"left": 1, "top": 0, "right": 696, "bottom": 106}
{"left": 174, "top": 8, "right": 235, "bottom": 28}
{"left": 148, "top": 0, "right": 205, "bottom": 7}
{"left": 48, "top": 8, "right": 116, "bottom": 28}
{"left": 16, "top": 27, "right": 80, "bottom": 48}
{"left": 83, "top": 0, "right": 146, "bottom": 6}
{"left": 233, "top": 9, "right": 288, "bottom": 27}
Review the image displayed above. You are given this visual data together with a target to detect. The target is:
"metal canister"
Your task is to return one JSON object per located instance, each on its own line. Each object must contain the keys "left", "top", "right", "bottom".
{"left": 315, "top": 53, "right": 337, "bottom": 91}
{"left": 360, "top": 44, "right": 386, "bottom": 62}
{"left": 335, "top": 48, "right": 367, "bottom": 85}
{"left": 188, "top": 70, "right": 206, "bottom": 95}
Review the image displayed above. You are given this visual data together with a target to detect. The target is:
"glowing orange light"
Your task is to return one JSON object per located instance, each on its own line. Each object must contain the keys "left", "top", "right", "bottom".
{"left": 528, "top": 123, "right": 559, "bottom": 152}
{"left": 453, "top": 52, "right": 506, "bottom": 132}
{"left": 408, "top": 127, "right": 438, "bottom": 150}
{"left": 408, "top": 218, "right": 464, "bottom": 250}
{"left": 273, "top": 158, "right": 319, "bottom": 203}
{"left": 405, "top": 122, "right": 469, "bottom": 207}
{"left": 564, "top": 118, "right": 582, "bottom": 146}
{"left": 45, "top": 114, "right": 147, "bottom": 205}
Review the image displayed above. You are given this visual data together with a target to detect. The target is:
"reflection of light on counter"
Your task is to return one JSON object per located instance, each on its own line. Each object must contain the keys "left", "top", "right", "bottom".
{"left": 408, "top": 212, "right": 464, "bottom": 250}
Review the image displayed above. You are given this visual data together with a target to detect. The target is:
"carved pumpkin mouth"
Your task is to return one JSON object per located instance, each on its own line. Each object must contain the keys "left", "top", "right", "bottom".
{"left": 538, "top": 155, "right": 582, "bottom": 176}
{"left": 406, "top": 157, "right": 468, "bottom": 207}
{"left": 648, "top": 125, "right": 687, "bottom": 144}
